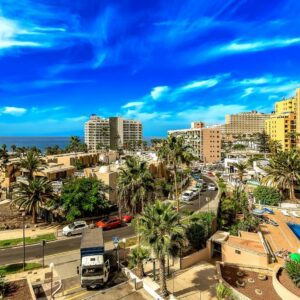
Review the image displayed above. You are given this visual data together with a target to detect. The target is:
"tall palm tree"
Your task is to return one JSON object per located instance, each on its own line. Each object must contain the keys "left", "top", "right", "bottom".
{"left": 20, "top": 150, "right": 43, "bottom": 180}
{"left": 13, "top": 178, "right": 54, "bottom": 224}
{"left": 117, "top": 157, "right": 155, "bottom": 214}
{"left": 136, "top": 201, "right": 185, "bottom": 297}
{"left": 269, "top": 140, "right": 283, "bottom": 154}
{"left": 158, "top": 136, "right": 195, "bottom": 212}
{"left": 11, "top": 144, "right": 17, "bottom": 153}
{"left": 0, "top": 144, "right": 9, "bottom": 166}
{"left": 69, "top": 136, "right": 81, "bottom": 153}
{"left": 262, "top": 150, "right": 300, "bottom": 202}
{"left": 233, "top": 161, "right": 248, "bottom": 182}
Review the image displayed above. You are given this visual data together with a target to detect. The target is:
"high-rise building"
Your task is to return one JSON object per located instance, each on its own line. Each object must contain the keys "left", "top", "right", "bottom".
{"left": 85, "top": 115, "right": 142, "bottom": 150}
{"left": 265, "top": 88, "right": 300, "bottom": 151}
{"left": 168, "top": 122, "right": 221, "bottom": 163}
{"left": 224, "top": 111, "right": 269, "bottom": 137}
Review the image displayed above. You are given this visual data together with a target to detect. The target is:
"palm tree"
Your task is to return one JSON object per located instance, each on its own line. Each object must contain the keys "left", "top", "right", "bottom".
{"left": 233, "top": 161, "right": 248, "bottom": 182}
{"left": 0, "top": 144, "right": 9, "bottom": 166}
{"left": 13, "top": 178, "right": 54, "bottom": 224}
{"left": 262, "top": 150, "right": 300, "bottom": 202}
{"left": 11, "top": 144, "right": 17, "bottom": 153}
{"left": 69, "top": 136, "right": 81, "bottom": 153}
{"left": 117, "top": 157, "right": 155, "bottom": 214}
{"left": 269, "top": 140, "right": 282, "bottom": 154}
{"left": 158, "top": 136, "right": 195, "bottom": 211}
{"left": 128, "top": 246, "right": 150, "bottom": 278}
{"left": 20, "top": 150, "right": 43, "bottom": 180}
{"left": 136, "top": 201, "right": 185, "bottom": 297}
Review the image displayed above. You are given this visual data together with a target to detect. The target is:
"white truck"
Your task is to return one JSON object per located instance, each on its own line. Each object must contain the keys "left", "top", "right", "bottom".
{"left": 78, "top": 228, "right": 110, "bottom": 289}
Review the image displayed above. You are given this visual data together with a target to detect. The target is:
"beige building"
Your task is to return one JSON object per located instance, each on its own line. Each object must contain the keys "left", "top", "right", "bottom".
{"left": 168, "top": 122, "right": 221, "bottom": 163}
{"left": 85, "top": 115, "right": 142, "bottom": 150}
{"left": 224, "top": 111, "right": 269, "bottom": 137}
{"left": 265, "top": 88, "right": 300, "bottom": 150}
{"left": 34, "top": 163, "right": 75, "bottom": 181}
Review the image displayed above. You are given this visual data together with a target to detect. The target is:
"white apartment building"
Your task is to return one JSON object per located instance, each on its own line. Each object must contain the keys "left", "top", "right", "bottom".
{"left": 84, "top": 115, "right": 110, "bottom": 150}
{"left": 85, "top": 115, "right": 142, "bottom": 150}
{"left": 168, "top": 122, "right": 221, "bottom": 163}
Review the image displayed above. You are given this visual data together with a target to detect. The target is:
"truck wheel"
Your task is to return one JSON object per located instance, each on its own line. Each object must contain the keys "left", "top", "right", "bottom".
{"left": 67, "top": 232, "right": 72, "bottom": 237}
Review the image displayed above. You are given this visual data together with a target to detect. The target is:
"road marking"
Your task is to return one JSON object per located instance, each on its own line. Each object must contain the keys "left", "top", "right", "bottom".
{"left": 65, "top": 290, "right": 89, "bottom": 300}
{"left": 64, "top": 284, "right": 81, "bottom": 294}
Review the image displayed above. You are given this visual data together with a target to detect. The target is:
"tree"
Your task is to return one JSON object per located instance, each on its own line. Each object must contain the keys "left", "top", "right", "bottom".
{"left": 68, "top": 136, "right": 81, "bottom": 152}
{"left": 60, "top": 177, "right": 110, "bottom": 221}
{"left": 253, "top": 186, "right": 281, "bottom": 206}
{"left": 136, "top": 201, "right": 185, "bottom": 297}
{"left": 255, "top": 131, "right": 270, "bottom": 154}
{"left": 262, "top": 150, "right": 300, "bottom": 202}
{"left": 117, "top": 157, "right": 155, "bottom": 214}
{"left": 186, "top": 222, "right": 206, "bottom": 250}
{"left": 11, "top": 144, "right": 17, "bottom": 153}
{"left": 128, "top": 246, "right": 150, "bottom": 278}
{"left": 285, "top": 261, "right": 300, "bottom": 288}
{"left": 219, "top": 197, "right": 236, "bottom": 229}
{"left": 269, "top": 140, "right": 282, "bottom": 154}
{"left": 233, "top": 161, "right": 247, "bottom": 182}
{"left": 13, "top": 178, "right": 54, "bottom": 224}
{"left": 158, "top": 136, "right": 195, "bottom": 212}
{"left": 232, "top": 144, "right": 247, "bottom": 150}
{"left": 216, "top": 283, "right": 233, "bottom": 300}
{"left": 20, "top": 150, "right": 44, "bottom": 180}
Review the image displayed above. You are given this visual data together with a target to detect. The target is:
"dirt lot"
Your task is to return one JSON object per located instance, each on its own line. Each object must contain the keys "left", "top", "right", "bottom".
{"left": 5, "top": 279, "right": 33, "bottom": 300}
{"left": 220, "top": 265, "right": 281, "bottom": 300}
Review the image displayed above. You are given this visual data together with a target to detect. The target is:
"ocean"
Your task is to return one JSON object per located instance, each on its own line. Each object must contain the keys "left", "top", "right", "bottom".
{"left": 0, "top": 137, "right": 80, "bottom": 151}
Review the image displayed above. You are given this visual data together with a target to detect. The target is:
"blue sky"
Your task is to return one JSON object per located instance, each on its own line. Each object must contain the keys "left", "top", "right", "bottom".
{"left": 1, "top": 0, "right": 300, "bottom": 137}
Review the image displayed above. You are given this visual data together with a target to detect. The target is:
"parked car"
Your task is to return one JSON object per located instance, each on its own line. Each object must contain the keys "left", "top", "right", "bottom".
{"left": 63, "top": 221, "right": 88, "bottom": 237}
{"left": 122, "top": 214, "right": 134, "bottom": 223}
{"left": 181, "top": 190, "right": 194, "bottom": 201}
{"left": 196, "top": 182, "right": 203, "bottom": 189}
{"left": 191, "top": 187, "right": 200, "bottom": 196}
{"left": 95, "top": 217, "right": 122, "bottom": 230}
{"left": 207, "top": 183, "right": 217, "bottom": 191}
{"left": 207, "top": 172, "right": 214, "bottom": 177}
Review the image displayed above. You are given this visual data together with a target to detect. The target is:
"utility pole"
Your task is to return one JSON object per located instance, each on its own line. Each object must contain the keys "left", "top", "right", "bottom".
{"left": 22, "top": 212, "right": 26, "bottom": 271}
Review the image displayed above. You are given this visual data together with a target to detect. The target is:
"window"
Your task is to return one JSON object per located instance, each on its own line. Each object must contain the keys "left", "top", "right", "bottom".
{"left": 235, "top": 250, "right": 241, "bottom": 255}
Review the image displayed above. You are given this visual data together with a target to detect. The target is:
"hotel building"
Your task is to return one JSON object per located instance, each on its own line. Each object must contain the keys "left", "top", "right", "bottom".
{"left": 224, "top": 111, "right": 269, "bottom": 138}
{"left": 265, "top": 88, "right": 300, "bottom": 151}
{"left": 168, "top": 122, "right": 221, "bottom": 163}
{"left": 85, "top": 115, "right": 142, "bottom": 150}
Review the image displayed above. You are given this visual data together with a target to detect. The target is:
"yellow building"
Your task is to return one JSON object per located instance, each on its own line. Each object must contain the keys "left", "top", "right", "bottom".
{"left": 265, "top": 88, "right": 300, "bottom": 151}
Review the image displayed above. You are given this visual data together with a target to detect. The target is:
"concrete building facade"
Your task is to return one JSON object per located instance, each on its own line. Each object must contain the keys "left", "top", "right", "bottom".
{"left": 168, "top": 122, "right": 221, "bottom": 163}
{"left": 224, "top": 111, "right": 269, "bottom": 137}
{"left": 85, "top": 115, "right": 142, "bottom": 150}
{"left": 265, "top": 88, "right": 300, "bottom": 151}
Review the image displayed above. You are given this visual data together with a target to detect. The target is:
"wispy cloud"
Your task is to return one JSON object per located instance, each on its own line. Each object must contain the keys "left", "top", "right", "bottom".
{"left": 150, "top": 86, "right": 170, "bottom": 100}
{"left": 122, "top": 101, "right": 144, "bottom": 109}
{"left": 207, "top": 37, "right": 300, "bottom": 58}
{"left": 0, "top": 106, "right": 27, "bottom": 116}
{"left": 65, "top": 116, "right": 88, "bottom": 122}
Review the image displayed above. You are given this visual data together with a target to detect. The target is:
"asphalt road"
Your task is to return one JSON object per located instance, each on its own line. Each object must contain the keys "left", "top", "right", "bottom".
{"left": 0, "top": 176, "right": 217, "bottom": 266}
{"left": 0, "top": 225, "right": 135, "bottom": 265}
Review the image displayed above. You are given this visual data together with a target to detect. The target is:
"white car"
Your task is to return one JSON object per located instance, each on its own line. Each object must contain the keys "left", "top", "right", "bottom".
{"left": 207, "top": 183, "right": 217, "bottom": 191}
{"left": 191, "top": 187, "right": 200, "bottom": 196}
{"left": 181, "top": 190, "right": 194, "bottom": 201}
{"left": 63, "top": 221, "right": 88, "bottom": 237}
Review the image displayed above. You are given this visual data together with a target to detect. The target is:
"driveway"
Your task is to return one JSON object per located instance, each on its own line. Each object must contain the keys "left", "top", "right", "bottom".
{"left": 167, "top": 261, "right": 218, "bottom": 299}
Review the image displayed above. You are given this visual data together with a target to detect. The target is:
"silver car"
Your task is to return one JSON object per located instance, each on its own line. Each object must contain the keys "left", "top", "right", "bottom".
{"left": 63, "top": 221, "right": 88, "bottom": 237}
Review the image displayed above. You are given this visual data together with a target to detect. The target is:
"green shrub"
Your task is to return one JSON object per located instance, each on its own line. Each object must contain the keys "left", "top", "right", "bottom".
{"left": 285, "top": 261, "right": 300, "bottom": 288}
{"left": 253, "top": 186, "right": 281, "bottom": 206}
{"left": 216, "top": 282, "right": 233, "bottom": 300}
{"left": 186, "top": 223, "right": 206, "bottom": 250}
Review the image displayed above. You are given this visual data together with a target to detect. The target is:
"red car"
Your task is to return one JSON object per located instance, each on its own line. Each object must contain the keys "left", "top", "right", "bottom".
{"left": 122, "top": 215, "right": 134, "bottom": 223}
{"left": 95, "top": 217, "right": 122, "bottom": 230}
{"left": 207, "top": 172, "right": 214, "bottom": 177}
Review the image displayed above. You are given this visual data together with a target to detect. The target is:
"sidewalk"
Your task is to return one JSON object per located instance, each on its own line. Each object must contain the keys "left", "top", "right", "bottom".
{"left": 0, "top": 225, "right": 60, "bottom": 241}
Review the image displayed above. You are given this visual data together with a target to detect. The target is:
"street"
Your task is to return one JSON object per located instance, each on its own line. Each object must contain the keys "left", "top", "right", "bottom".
{"left": 0, "top": 176, "right": 217, "bottom": 266}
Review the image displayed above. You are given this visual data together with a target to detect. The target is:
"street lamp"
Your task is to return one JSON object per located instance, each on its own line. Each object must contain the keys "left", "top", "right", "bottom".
{"left": 49, "top": 262, "right": 54, "bottom": 300}
{"left": 22, "top": 212, "right": 26, "bottom": 271}
{"left": 41, "top": 240, "right": 46, "bottom": 268}
{"left": 122, "top": 238, "right": 126, "bottom": 262}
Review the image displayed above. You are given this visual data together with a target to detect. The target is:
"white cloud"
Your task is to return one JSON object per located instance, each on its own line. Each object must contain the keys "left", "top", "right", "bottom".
{"left": 181, "top": 78, "right": 219, "bottom": 90}
{"left": 209, "top": 37, "right": 300, "bottom": 57}
{"left": 242, "top": 87, "right": 254, "bottom": 98}
{"left": 150, "top": 86, "right": 170, "bottom": 100}
{"left": 0, "top": 106, "right": 27, "bottom": 116}
{"left": 122, "top": 101, "right": 144, "bottom": 109}
{"left": 177, "top": 104, "right": 248, "bottom": 124}
{"left": 65, "top": 116, "right": 88, "bottom": 122}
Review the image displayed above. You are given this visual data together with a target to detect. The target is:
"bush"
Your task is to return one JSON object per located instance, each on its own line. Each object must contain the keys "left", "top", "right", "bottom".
{"left": 253, "top": 186, "right": 281, "bottom": 206}
{"left": 186, "top": 223, "right": 206, "bottom": 250}
{"left": 216, "top": 282, "right": 233, "bottom": 300}
{"left": 285, "top": 261, "right": 300, "bottom": 288}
